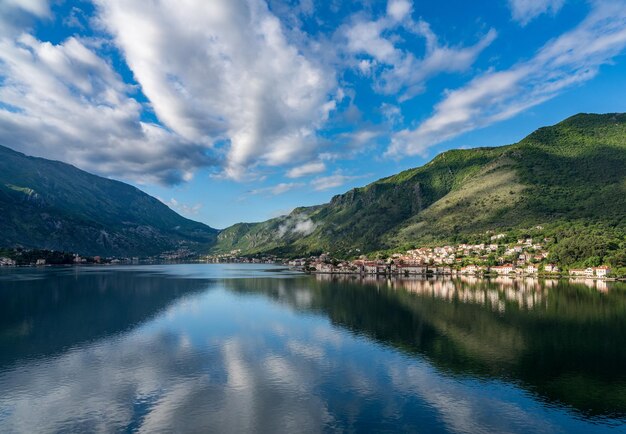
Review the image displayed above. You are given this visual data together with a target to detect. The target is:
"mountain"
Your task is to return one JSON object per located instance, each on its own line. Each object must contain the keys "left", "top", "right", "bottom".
{"left": 0, "top": 145, "right": 217, "bottom": 257}
{"left": 214, "top": 113, "right": 626, "bottom": 261}
{"left": 3, "top": 113, "right": 624, "bottom": 262}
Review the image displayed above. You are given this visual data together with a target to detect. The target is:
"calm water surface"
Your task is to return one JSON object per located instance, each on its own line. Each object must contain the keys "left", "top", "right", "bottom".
{"left": 0, "top": 264, "right": 625, "bottom": 433}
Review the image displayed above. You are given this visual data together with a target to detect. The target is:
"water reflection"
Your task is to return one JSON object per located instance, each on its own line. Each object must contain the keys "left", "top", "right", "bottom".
{"left": 227, "top": 275, "right": 626, "bottom": 419}
{"left": 0, "top": 267, "right": 210, "bottom": 368}
{"left": 0, "top": 266, "right": 625, "bottom": 433}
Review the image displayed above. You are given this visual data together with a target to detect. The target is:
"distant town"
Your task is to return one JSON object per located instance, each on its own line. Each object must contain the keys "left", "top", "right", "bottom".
{"left": 208, "top": 231, "right": 618, "bottom": 280}
{"left": 0, "top": 247, "right": 200, "bottom": 267}
{"left": 2, "top": 232, "right": 619, "bottom": 281}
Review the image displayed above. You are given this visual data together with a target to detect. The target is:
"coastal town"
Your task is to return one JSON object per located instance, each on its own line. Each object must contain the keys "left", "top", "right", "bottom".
{"left": 295, "top": 235, "right": 614, "bottom": 278}
{"left": 209, "top": 232, "right": 617, "bottom": 279}
{"left": 2, "top": 234, "right": 617, "bottom": 280}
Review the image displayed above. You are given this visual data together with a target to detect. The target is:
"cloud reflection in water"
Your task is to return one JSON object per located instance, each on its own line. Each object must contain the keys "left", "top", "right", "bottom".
{"left": 0, "top": 268, "right": 625, "bottom": 433}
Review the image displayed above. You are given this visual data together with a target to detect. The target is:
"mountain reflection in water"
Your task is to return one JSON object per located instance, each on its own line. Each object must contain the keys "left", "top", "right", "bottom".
{"left": 0, "top": 265, "right": 624, "bottom": 433}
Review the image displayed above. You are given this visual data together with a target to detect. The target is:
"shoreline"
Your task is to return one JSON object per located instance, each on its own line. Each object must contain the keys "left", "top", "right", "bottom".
{"left": 2, "top": 262, "right": 623, "bottom": 282}
{"left": 306, "top": 269, "right": 623, "bottom": 281}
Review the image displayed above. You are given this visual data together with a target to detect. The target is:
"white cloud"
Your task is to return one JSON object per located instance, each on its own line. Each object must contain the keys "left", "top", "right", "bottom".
{"left": 387, "top": 0, "right": 412, "bottom": 22}
{"left": 249, "top": 182, "right": 304, "bottom": 196}
{"left": 63, "top": 7, "right": 87, "bottom": 30}
{"left": 509, "top": 0, "right": 565, "bottom": 26}
{"left": 0, "top": 0, "right": 50, "bottom": 37}
{"left": 346, "top": 18, "right": 397, "bottom": 64}
{"left": 312, "top": 129, "right": 381, "bottom": 163}
{"left": 342, "top": 129, "right": 380, "bottom": 147}
{"left": 381, "top": 103, "right": 404, "bottom": 126}
{"left": 336, "top": 129, "right": 382, "bottom": 156}
{"left": 387, "top": 0, "right": 626, "bottom": 157}
{"left": 0, "top": 0, "right": 340, "bottom": 185}
{"left": 286, "top": 161, "right": 326, "bottom": 178}
{"left": 293, "top": 218, "right": 316, "bottom": 235}
{"left": 357, "top": 58, "right": 375, "bottom": 75}
{"left": 344, "top": 1, "right": 496, "bottom": 101}
{"left": 277, "top": 213, "right": 317, "bottom": 237}
{"left": 2, "top": 0, "right": 620, "bottom": 189}
{"left": 94, "top": 0, "right": 337, "bottom": 180}
{"left": 0, "top": 32, "right": 208, "bottom": 184}
{"left": 4, "top": 0, "right": 49, "bottom": 16}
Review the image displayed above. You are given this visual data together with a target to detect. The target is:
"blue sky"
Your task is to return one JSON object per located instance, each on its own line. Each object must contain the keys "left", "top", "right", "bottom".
{"left": 1, "top": 0, "right": 625, "bottom": 228}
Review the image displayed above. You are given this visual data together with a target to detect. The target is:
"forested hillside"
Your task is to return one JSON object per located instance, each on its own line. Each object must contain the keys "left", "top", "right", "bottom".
{"left": 214, "top": 113, "right": 626, "bottom": 268}
{"left": 0, "top": 146, "right": 217, "bottom": 256}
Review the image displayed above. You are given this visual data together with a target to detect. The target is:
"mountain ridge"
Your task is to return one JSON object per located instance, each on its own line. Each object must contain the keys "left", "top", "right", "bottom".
{"left": 1, "top": 112, "right": 624, "bottom": 264}
{"left": 0, "top": 145, "right": 218, "bottom": 257}
{"left": 213, "top": 113, "right": 626, "bottom": 260}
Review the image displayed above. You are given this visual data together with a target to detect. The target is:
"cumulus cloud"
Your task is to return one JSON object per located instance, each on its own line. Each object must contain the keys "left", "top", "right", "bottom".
{"left": 286, "top": 161, "right": 326, "bottom": 178}
{"left": 94, "top": 0, "right": 337, "bottom": 180}
{"left": 1, "top": 0, "right": 619, "bottom": 189}
{"left": 387, "top": 0, "right": 626, "bottom": 157}
{"left": 344, "top": 0, "right": 496, "bottom": 101}
{"left": 0, "top": 0, "right": 339, "bottom": 184}
{"left": 509, "top": 0, "right": 565, "bottom": 26}
{"left": 0, "top": 0, "right": 50, "bottom": 37}
{"left": 386, "top": 0, "right": 412, "bottom": 22}
{"left": 0, "top": 32, "right": 210, "bottom": 184}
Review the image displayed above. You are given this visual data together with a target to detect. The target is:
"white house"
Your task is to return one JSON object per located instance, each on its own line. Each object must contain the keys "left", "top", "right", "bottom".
{"left": 492, "top": 264, "right": 514, "bottom": 274}
{"left": 525, "top": 264, "right": 539, "bottom": 274}
{"left": 461, "top": 265, "right": 478, "bottom": 275}
{"left": 595, "top": 266, "right": 611, "bottom": 278}
{"left": 0, "top": 257, "right": 16, "bottom": 266}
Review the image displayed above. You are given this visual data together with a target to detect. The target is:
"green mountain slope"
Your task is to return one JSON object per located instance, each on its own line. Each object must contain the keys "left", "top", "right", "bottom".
{"left": 214, "top": 113, "right": 626, "bottom": 259}
{"left": 0, "top": 145, "right": 217, "bottom": 256}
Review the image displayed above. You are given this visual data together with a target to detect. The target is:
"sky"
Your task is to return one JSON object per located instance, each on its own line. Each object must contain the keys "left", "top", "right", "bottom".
{"left": 1, "top": 0, "right": 626, "bottom": 229}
